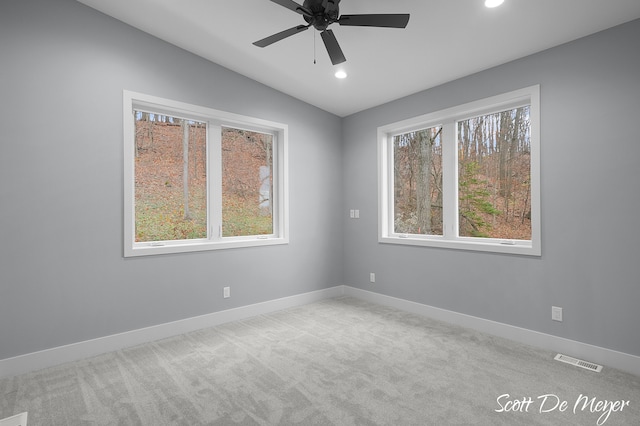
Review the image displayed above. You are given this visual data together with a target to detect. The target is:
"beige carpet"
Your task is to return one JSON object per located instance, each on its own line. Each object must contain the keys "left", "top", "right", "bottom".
{"left": 1, "top": 297, "right": 639, "bottom": 425}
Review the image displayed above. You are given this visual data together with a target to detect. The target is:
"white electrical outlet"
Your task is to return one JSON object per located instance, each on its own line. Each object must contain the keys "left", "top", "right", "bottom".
{"left": 223, "top": 287, "right": 230, "bottom": 299}
{"left": 370, "top": 273, "right": 375, "bottom": 283}
{"left": 552, "top": 306, "right": 563, "bottom": 322}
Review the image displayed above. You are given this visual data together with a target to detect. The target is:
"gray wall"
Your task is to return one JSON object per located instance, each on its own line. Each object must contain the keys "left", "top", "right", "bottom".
{"left": 0, "top": 0, "right": 344, "bottom": 360}
{"left": 342, "top": 19, "right": 640, "bottom": 357}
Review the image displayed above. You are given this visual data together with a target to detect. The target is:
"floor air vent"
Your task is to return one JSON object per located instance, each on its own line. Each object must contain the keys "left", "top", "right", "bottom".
{"left": 554, "top": 353, "right": 603, "bottom": 372}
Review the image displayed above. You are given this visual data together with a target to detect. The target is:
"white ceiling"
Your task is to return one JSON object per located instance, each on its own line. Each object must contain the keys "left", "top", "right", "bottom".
{"left": 77, "top": 0, "right": 640, "bottom": 117}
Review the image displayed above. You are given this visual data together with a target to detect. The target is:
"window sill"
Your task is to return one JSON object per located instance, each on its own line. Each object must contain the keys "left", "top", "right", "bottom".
{"left": 125, "top": 237, "right": 288, "bottom": 257}
{"left": 379, "top": 235, "right": 540, "bottom": 256}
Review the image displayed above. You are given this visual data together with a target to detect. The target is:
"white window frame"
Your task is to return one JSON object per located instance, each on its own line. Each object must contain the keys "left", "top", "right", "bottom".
{"left": 123, "top": 90, "right": 289, "bottom": 257}
{"left": 378, "top": 85, "right": 540, "bottom": 256}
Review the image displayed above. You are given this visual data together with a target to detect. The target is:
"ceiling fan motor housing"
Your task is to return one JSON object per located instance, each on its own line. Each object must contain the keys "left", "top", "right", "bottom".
{"left": 303, "top": 0, "right": 340, "bottom": 30}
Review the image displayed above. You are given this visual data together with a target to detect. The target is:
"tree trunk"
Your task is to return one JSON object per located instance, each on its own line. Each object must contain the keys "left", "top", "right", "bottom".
{"left": 416, "top": 130, "right": 432, "bottom": 234}
{"left": 182, "top": 120, "right": 190, "bottom": 220}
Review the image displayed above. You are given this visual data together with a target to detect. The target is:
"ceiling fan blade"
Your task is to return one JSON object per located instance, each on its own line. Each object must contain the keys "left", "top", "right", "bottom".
{"left": 320, "top": 29, "right": 346, "bottom": 65}
{"left": 338, "top": 14, "right": 410, "bottom": 28}
{"left": 269, "top": 0, "right": 312, "bottom": 17}
{"left": 253, "top": 25, "right": 310, "bottom": 48}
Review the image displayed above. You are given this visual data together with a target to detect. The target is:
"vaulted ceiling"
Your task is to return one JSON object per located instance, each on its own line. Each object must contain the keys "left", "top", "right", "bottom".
{"left": 77, "top": 0, "right": 640, "bottom": 117}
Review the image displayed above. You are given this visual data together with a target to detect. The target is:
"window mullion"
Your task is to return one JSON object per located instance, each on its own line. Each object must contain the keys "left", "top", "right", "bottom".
{"left": 441, "top": 121, "right": 457, "bottom": 240}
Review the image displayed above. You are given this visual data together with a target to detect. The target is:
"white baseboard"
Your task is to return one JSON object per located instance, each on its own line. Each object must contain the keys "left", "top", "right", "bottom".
{"left": 343, "top": 286, "right": 640, "bottom": 377}
{"left": 0, "top": 412, "right": 28, "bottom": 426}
{"left": 0, "top": 286, "right": 345, "bottom": 379}
{"left": 3, "top": 285, "right": 638, "bottom": 379}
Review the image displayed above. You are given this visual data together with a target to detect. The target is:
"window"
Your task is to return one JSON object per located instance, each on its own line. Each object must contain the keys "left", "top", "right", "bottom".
{"left": 378, "top": 86, "right": 540, "bottom": 255}
{"left": 123, "top": 91, "right": 288, "bottom": 257}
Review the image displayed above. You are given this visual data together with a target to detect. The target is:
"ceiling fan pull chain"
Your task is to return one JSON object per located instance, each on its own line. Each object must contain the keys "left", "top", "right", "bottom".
{"left": 313, "top": 30, "right": 317, "bottom": 64}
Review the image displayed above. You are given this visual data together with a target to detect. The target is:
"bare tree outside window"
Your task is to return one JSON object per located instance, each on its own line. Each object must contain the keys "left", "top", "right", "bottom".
{"left": 457, "top": 106, "right": 531, "bottom": 239}
{"left": 221, "top": 127, "right": 274, "bottom": 237}
{"left": 393, "top": 126, "right": 443, "bottom": 235}
{"left": 134, "top": 112, "right": 207, "bottom": 242}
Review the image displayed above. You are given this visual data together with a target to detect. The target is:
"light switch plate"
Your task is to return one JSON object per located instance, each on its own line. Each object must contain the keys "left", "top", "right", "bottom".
{"left": 552, "top": 306, "right": 563, "bottom": 322}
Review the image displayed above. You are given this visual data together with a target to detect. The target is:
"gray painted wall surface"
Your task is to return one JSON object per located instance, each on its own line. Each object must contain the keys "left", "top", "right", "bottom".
{"left": 342, "top": 19, "right": 640, "bottom": 357}
{"left": 0, "top": 0, "right": 343, "bottom": 360}
{"left": 1, "top": 0, "right": 638, "bottom": 362}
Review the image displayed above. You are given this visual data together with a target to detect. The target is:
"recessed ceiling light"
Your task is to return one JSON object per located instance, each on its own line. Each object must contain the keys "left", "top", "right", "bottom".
{"left": 485, "top": 0, "right": 504, "bottom": 8}
{"left": 335, "top": 70, "right": 347, "bottom": 79}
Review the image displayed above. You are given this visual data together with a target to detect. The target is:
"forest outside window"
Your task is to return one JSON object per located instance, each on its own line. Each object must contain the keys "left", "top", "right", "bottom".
{"left": 123, "top": 91, "right": 288, "bottom": 257}
{"left": 378, "top": 86, "right": 540, "bottom": 256}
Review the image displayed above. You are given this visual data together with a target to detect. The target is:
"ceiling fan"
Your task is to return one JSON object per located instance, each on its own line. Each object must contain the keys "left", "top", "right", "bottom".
{"left": 253, "top": 0, "right": 410, "bottom": 65}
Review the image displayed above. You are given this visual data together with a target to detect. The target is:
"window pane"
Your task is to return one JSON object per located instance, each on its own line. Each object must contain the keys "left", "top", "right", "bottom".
{"left": 134, "top": 112, "right": 207, "bottom": 242}
{"left": 393, "top": 126, "right": 443, "bottom": 235}
{"left": 222, "top": 127, "right": 273, "bottom": 237}
{"left": 457, "top": 106, "right": 531, "bottom": 239}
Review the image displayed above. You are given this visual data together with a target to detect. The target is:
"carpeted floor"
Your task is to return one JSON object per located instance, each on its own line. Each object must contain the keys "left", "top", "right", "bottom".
{"left": 1, "top": 297, "right": 639, "bottom": 425}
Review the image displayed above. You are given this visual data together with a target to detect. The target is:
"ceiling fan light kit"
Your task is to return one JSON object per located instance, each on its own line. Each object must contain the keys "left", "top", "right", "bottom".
{"left": 253, "top": 0, "right": 410, "bottom": 65}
